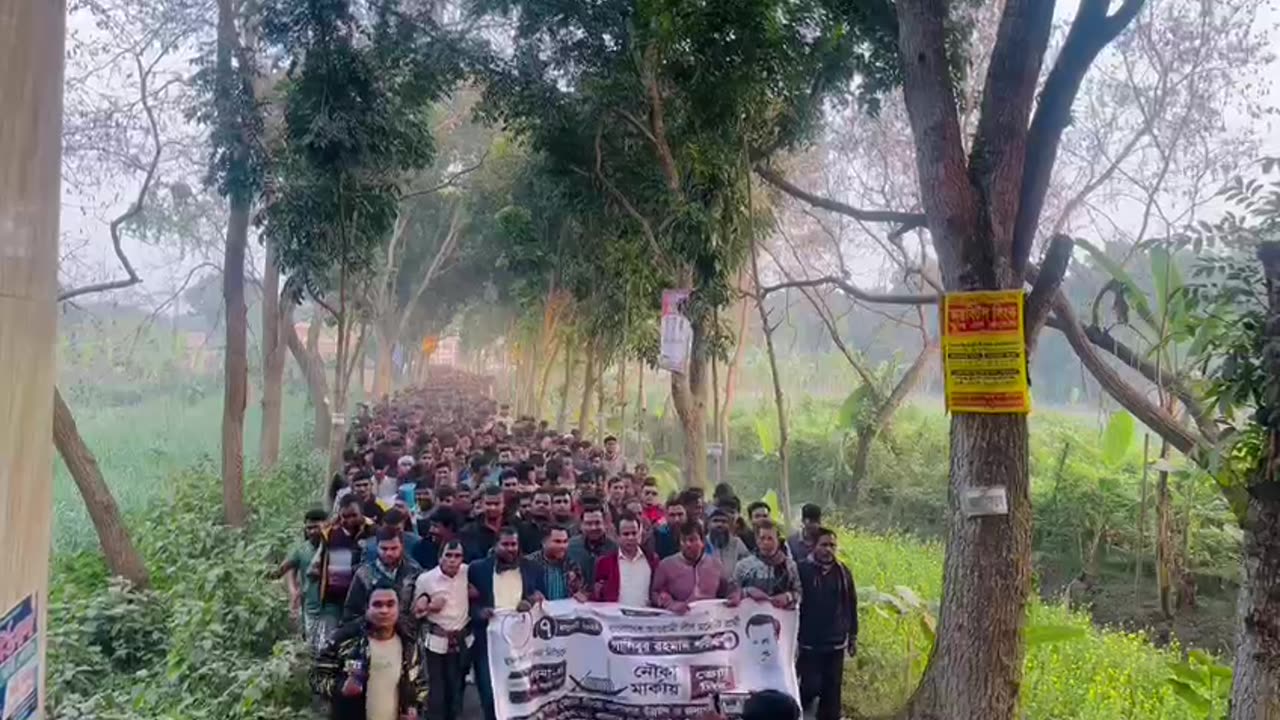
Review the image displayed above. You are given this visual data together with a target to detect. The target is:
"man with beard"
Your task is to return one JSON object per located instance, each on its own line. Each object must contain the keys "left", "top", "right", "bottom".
{"left": 276, "top": 508, "right": 328, "bottom": 642}
{"left": 461, "top": 486, "right": 505, "bottom": 561}
{"left": 351, "top": 470, "right": 387, "bottom": 524}
{"left": 468, "top": 527, "right": 540, "bottom": 720}
{"left": 412, "top": 540, "right": 470, "bottom": 720}
{"left": 311, "top": 583, "right": 425, "bottom": 720}
{"left": 789, "top": 503, "right": 823, "bottom": 562}
{"left": 410, "top": 508, "right": 460, "bottom": 571}
{"left": 344, "top": 527, "right": 422, "bottom": 623}
{"left": 797, "top": 528, "right": 857, "bottom": 720}
{"left": 310, "top": 496, "right": 374, "bottom": 649}
{"left": 518, "top": 488, "right": 553, "bottom": 554}
{"left": 650, "top": 521, "right": 740, "bottom": 615}
{"left": 734, "top": 520, "right": 800, "bottom": 609}
{"left": 651, "top": 496, "right": 687, "bottom": 559}
{"left": 592, "top": 515, "right": 656, "bottom": 606}
{"left": 705, "top": 506, "right": 749, "bottom": 583}
{"left": 363, "top": 509, "right": 421, "bottom": 563}
{"left": 567, "top": 506, "right": 616, "bottom": 587}
{"left": 526, "top": 525, "right": 587, "bottom": 602}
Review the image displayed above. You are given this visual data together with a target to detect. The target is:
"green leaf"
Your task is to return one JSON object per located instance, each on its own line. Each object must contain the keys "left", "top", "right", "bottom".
{"left": 1167, "top": 679, "right": 1211, "bottom": 714}
{"left": 1078, "top": 239, "right": 1156, "bottom": 328}
{"left": 1101, "top": 411, "right": 1136, "bottom": 465}
{"left": 760, "top": 489, "right": 780, "bottom": 521}
{"left": 1169, "top": 660, "right": 1209, "bottom": 687}
{"left": 837, "top": 385, "right": 875, "bottom": 429}
{"left": 1024, "top": 624, "right": 1088, "bottom": 646}
{"left": 754, "top": 415, "right": 778, "bottom": 455}
{"left": 1150, "top": 247, "right": 1187, "bottom": 328}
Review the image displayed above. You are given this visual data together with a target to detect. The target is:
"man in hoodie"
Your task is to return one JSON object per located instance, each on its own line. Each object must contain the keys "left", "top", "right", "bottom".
{"left": 311, "top": 582, "right": 425, "bottom": 720}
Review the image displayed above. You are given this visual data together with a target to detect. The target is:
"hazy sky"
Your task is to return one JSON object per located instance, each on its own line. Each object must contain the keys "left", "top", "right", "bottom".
{"left": 57, "top": 0, "right": 1280, "bottom": 312}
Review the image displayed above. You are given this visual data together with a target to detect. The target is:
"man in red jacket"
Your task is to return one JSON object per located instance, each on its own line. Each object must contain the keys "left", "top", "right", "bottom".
{"left": 592, "top": 514, "right": 657, "bottom": 606}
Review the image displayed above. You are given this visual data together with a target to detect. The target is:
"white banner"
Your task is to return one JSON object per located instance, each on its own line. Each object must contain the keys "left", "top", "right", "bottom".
{"left": 487, "top": 599, "right": 799, "bottom": 720}
{"left": 659, "top": 289, "right": 692, "bottom": 374}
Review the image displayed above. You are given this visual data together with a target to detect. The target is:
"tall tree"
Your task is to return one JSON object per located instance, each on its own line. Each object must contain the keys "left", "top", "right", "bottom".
{"left": 474, "top": 0, "right": 902, "bottom": 485}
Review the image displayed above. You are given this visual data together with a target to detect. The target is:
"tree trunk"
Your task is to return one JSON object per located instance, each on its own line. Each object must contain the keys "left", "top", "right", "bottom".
{"left": 287, "top": 307, "right": 331, "bottom": 451}
{"left": 557, "top": 341, "right": 575, "bottom": 430}
{"left": 1135, "top": 434, "right": 1150, "bottom": 604}
{"left": 671, "top": 317, "right": 709, "bottom": 488}
{"left": 578, "top": 341, "right": 599, "bottom": 434}
{"left": 373, "top": 323, "right": 394, "bottom": 401}
{"left": 721, "top": 285, "right": 749, "bottom": 456}
{"left": 596, "top": 360, "right": 607, "bottom": 444}
{"left": 53, "top": 388, "right": 150, "bottom": 588}
{"left": 535, "top": 337, "right": 562, "bottom": 419}
{"left": 1230, "top": 241, "right": 1280, "bottom": 720}
{"left": 752, "top": 245, "right": 791, "bottom": 523}
{"left": 906, "top": 414, "right": 1032, "bottom": 719}
{"left": 636, "top": 360, "right": 646, "bottom": 462}
{"left": 618, "top": 358, "right": 629, "bottom": 456}
{"left": 259, "top": 242, "right": 285, "bottom": 469}
{"left": 221, "top": 197, "right": 249, "bottom": 527}
{"left": 850, "top": 344, "right": 937, "bottom": 499}
{"left": 1156, "top": 439, "right": 1176, "bottom": 619}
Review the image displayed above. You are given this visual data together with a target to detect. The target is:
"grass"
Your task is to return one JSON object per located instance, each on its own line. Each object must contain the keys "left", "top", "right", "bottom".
{"left": 52, "top": 388, "right": 309, "bottom": 553}
{"left": 838, "top": 529, "right": 1219, "bottom": 719}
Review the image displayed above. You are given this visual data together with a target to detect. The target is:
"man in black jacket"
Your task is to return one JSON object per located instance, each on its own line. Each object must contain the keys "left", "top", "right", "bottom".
{"left": 343, "top": 526, "right": 422, "bottom": 623}
{"left": 312, "top": 583, "right": 425, "bottom": 720}
{"left": 796, "top": 527, "right": 857, "bottom": 720}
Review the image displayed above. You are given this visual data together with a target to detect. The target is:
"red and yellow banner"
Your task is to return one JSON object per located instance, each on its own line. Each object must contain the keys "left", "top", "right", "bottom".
{"left": 941, "top": 290, "right": 1030, "bottom": 414}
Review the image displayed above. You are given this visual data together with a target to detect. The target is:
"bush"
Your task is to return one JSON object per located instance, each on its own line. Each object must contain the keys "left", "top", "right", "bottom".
{"left": 47, "top": 445, "right": 322, "bottom": 720}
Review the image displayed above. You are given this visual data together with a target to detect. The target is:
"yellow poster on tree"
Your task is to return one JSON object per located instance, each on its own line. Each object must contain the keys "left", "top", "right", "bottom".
{"left": 941, "top": 290, "right": 1030, "bottom": 414}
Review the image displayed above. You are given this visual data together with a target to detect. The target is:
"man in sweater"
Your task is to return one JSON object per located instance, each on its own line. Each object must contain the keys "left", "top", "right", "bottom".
{"left": 734, "top": 520, "right": 801, "bottom": 609}
{"left": 650, "top": 521, "right": 740, "bottom": 614}
{"left": 706, "top": 507, "right": 749, "bottom": 582}
{"left": 796, "top": 528, "right": 858, "bottom": 720}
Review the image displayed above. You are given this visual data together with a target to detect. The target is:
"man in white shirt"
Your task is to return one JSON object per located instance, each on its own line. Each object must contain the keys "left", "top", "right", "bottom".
{"left": 413, "top": 540, "right": 470, "bottom": 720}
{"left": 592, "top": 515, "right": 657, "bottom": 606}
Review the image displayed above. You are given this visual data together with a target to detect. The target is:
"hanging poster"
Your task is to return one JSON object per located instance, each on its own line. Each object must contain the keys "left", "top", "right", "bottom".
{"left": 488, "top": 599, "right": 799, "bottom": 720}
{"left": 0, "top": 595, "right": 39, "bottom": 720}
{"left": 659, "top": 289, "right": 693, "bottom": 374}
{"left": 941, "top": 290, "right": 1031, "bottom": 414}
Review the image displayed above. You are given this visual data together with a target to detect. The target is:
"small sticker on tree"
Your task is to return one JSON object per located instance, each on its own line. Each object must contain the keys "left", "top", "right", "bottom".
{"left": 961, "top": 487, "right": 1009, "bottom": 518}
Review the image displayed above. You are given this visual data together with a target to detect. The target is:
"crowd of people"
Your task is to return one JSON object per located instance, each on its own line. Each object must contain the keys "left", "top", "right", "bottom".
{"left": 277, "top": 369, "right": 858, "bottom": 720}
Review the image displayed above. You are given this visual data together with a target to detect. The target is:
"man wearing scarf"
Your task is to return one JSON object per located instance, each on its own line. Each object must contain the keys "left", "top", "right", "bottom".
{"left": 733, "top": 519, "right": 801, "bottom": 609}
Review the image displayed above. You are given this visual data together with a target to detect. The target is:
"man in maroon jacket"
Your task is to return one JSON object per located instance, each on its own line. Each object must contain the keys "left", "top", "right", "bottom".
{"left": 592, "top": 514, "right": 657, "bottom": 606}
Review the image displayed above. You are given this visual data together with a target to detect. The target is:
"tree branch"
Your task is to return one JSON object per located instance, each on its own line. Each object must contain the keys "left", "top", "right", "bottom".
{"left": 395, "top": 204, "right": 465, "bottom": 341}
{"left": 589, "top": 125, "right": 675, "bottom": 276}
{"left": 754, "top": 164, "right": 927, "bottom": 229}
{"left": 641, "top": 43, "right": 681, "bottom": 196}
{"left": 757, "top": 276, "right": 938, "bottom": 306}
{"left": 1081, "top": 323, "right": 1219, "bottom": 444}
{"left": 1024, "top": 233, "right": 1074, "bottom": 347}
{"left": 58, "top": 53, "right": 160, "bottom": 303}
{"left": 1011, "top": 0, "right": 1147, "bottom": 272}
{"left": 968, "top": 0, "right": 1056, "bottom": 263}
{"left": 895, "top": 0, "right": 980, "bottom": 284}
{"left": 399, "top": 151, "right": 489, "bottom": 201}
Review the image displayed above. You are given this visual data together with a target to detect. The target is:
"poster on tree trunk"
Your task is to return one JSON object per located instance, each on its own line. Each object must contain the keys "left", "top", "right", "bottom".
{"left": 659, "top": 289, "right": 692, "bottom": 374}
{"left": 0, "top": 595, "right": 39, "bottom": 720}
{"left": 488, "top": 599, "right": 799, "bottom": 720}
{"left": 941, "top": 290, "right": 1031, "bottom": 414}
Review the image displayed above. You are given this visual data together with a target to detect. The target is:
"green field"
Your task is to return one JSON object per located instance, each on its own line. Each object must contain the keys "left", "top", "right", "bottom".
{"left": 52, "top": 389, "right": 309, "bottom": 553}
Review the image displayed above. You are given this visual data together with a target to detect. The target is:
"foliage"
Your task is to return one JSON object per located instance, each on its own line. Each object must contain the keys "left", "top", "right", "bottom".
{"left": 259, "top": 0, "right": 464, "bottom": 302}
{"left": 48, "top": 446, "right": 324, "bottom": 719}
